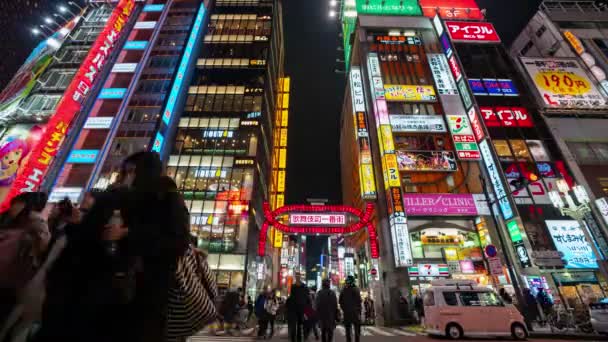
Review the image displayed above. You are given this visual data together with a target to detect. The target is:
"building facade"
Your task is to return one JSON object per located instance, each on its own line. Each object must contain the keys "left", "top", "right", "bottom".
{"left": 509, "top": 0, "right": 608, "bottom": 306}
{"left": 0, "top": 0, "right": 286, "bottom": 296}
{"left": 338, "top": 0, "right": 608, "bottom": 323}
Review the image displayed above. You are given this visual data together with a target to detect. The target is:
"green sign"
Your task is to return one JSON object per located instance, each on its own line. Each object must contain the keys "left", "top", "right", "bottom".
{"left": 356, "top": 0, "right": 422, "bottom": 16}
{"left": 455, "top": 142, "right": 479, "bottom": 151}
{"left": 507, "top": 220, "right": 523, "bottom": 243}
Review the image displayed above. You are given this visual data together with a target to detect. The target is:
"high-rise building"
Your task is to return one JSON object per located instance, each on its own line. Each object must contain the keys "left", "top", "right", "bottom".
{"left": 337, "top": 0, "right": 608, "bottom": 323}
{"left": 508, "top": 0, "right": 608, "bottom": 307}
{"left": 0, "top": 0, "right": 286, "bottom": 296}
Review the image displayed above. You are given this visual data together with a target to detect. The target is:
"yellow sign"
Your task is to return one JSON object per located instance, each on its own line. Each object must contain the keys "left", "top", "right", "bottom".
{"left": 384, "top": 154, "right": 401, "bottom": 187}
{"left": 280, "top": 128, "right": 288, "bottom": 147}
{"left": 444, "top": 247, "right": 460, "bottom": 261}
{"left": 281, "top": 110, "right": 289, "bottom": 127}
{"left": 274, "top": 228, "right": 283, "bottom": 248}
{"left": 277, "top": 170, "right": 286, "bottom": 192}
{"left": 360, "top": 164, "right": 377, "bottom": 199}
{"left": 563, "top": 30, "right": 584, "bottom": 55}
{"left": 533, "top": 70, "right": 592, "bottom": 96}
{"left": 279, "top": 148, "right": 287, "bottom": 168}
{"left": 380, "top": 125, "right": 395, "bottom": 153}
{"left": 384, "top": 84, "right": 437, "bottom": 102}
{"left": 276, "top": 194, "right": 285, "bottom": 208}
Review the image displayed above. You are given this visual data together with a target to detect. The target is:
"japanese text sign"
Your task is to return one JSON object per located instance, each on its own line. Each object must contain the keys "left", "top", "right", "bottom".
{"left": 446, "top": 21, "right": 501, "bottom": 43}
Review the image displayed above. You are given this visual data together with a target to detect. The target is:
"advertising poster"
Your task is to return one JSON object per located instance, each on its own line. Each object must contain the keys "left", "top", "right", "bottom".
{"left": 396, "top": 150, "right": 457, "bottom": 172}
{"left": 480, "top": 107, "right": 534, "bottom": 127}
{"left": 428, "top": 54, "right": 458, "bottom": 95}
{"left": 0, "top": 125, "right": 45, "bottom": 203}
{"left": 384, "top": 85, "right": 437, "bottom": 102}
{"left": 446, "top": 115, "right": 481, "bottom": 160}
{"left": 546, "top": 220, "right": 599, "bottom": 269}
{"left": 520, "top": 58, "right": 606, "bottom": 109}
{"left": 389, "top": 115, "right": 446, "bottom": 133}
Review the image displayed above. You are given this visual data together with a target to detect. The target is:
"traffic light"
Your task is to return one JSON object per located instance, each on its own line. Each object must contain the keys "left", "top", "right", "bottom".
{"left": 509, "top": 172, "right": 538, "bottom": 191}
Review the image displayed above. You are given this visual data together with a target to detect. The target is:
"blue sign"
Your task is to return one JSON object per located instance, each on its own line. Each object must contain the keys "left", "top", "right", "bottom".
{"left": 485, "top": 245, "right": 498, "bottom": 258}
{"left": 482, "top": 79, "right": 502, "bottom": 96}
{"left": 547, "top": 220, "right": 599, "bottom": 269}
{"left": 498, "top": 79, "right": 519, "bottom": 96}
{"left": 124, "top": 40, "right": 148, "bottom": 50}
{"left": 143, "top": 4, "right": 164, "bottom": 12}
{"left": 98, "top": 88, "right": 126, "bottom": 100}
{"left": 151, "top": 132, "right": 164, "bottom": 153}
{"left": 468, "top": 79, "right": 486, "bottom": 95}
{"left": 440, "top": 33, "right": 452, "bottom": 58}
{"left": 162, "top": 3, "right": 207, "bottom": 126}
{"left": 67, "top": 150, "right": 99, "bottom": 164}
{"left": 479, "top": 140, "right": 514, "bottom": 220}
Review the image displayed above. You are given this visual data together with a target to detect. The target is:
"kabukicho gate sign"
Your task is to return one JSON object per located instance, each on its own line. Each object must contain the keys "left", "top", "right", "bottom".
{"left": 259, "top": 202, "right": 379, "bottom": 259}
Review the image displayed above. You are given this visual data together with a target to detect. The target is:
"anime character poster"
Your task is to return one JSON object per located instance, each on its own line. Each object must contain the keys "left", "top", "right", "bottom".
{"left": 0, "top": 125, "right": 45, "bottom": 202}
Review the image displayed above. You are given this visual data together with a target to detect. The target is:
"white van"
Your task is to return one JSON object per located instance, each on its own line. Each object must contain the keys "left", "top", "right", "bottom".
{"left": 424, "top": 280, "right": 528, "bottom": 340}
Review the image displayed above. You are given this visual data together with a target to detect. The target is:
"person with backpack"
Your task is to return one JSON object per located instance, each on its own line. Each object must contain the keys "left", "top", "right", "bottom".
{"left": 265, "top": 291, "right": 279, "bottom": 339}
{"left": 0, "top": 192, "right": 50, "bottom": 327}
{"left": 339, "top": 276, "right": 362, "bottom": 342}
{"left": 255, "top": 291, "right": 268, "bottom": 339}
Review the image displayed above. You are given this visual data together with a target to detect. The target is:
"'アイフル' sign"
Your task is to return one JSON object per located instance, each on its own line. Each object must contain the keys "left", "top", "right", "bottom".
{"left": 445, "top": 21, "right": 501, "bottom": 43}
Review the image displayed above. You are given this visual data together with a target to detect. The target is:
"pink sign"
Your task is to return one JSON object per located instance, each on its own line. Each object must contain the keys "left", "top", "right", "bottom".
{"left": 403, "top": 193, "right": 479, "bottom": 216}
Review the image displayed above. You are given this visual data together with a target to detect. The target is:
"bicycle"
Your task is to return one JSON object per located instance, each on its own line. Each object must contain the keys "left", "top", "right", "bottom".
{"left": 547, "top": 307, "right": 594, "bottom": 334}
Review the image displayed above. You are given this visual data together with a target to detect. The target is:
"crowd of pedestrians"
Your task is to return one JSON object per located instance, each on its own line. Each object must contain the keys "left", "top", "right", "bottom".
{"left": 0, "top": 152, "right": 218, "bottom": 342}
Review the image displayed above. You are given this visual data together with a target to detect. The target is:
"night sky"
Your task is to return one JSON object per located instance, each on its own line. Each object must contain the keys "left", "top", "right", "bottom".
{"left": 283, "top": 0, "right": 542, "bottom": 206}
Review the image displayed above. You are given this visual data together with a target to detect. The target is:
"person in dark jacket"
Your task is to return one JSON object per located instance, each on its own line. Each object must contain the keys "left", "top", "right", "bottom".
{"left": 339, "top": 276, "right": 362, "bottom": 342}
{"left": 287, "top": 273, "right": 309, "bottom": 342}
{"left": 315, "top": 279, "right": 338, "bottom": 342}
{"left": 35, "top": 152, "right": 190, "bottom": 342}
{"left": 255, "top": 291, "right": 268, "bottom": 339}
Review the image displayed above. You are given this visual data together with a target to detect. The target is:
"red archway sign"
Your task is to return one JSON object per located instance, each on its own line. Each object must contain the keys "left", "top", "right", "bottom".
{"left": 260, "top": 202, "right": 379, "bottom": 259}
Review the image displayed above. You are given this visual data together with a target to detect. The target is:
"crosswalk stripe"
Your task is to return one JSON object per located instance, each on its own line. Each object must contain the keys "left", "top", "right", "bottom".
{"left": 361, "top": 327, "right": 372, "bottom": 336}
{"left": 387, "top": 328, "right": 417, "bottom": 336}
{"left": 365, "top": 326, "right": 396, "bottom": 336}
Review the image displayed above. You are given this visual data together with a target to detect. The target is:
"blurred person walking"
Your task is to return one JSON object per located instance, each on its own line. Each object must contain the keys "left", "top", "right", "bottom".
{"left": 339, "top": 276, "right": 362, "bottom": 342}
{"left": 315, "top": 279, "right": 338, "bottom": 342}
{"left": 287, "top": 273, "right": 309, "bottom": 342}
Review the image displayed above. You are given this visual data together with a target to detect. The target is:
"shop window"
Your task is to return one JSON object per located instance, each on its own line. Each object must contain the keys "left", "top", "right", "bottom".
{"left": 526, "top": 140, "right": 551, "bottom": 162}
{"left": 509, "top": 140, "right": 532, "bottom": 161}
{"left": 443, "top": 292, "right": 458, "bottom": 306}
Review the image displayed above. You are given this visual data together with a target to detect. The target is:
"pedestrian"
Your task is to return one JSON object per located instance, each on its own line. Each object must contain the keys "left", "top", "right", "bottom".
{"left": 536, "top": 288, "right": 553, "bottom": 318}
{"left": 265, "top": 291, "right": 279, "bottom": 339}
{"left": 414, "top": 294, "right": 424, "bottom": 324}
{"left": 287, "top": 273, "right": 310, "bottom": 342}
{"left": 35, "top": 151, "right": 192, "bottom": 342}
{"left": 523, "top": 288, "right": 540, "bottom": 330}
{"left": 247, "top": 295, "right": 254, "bottom": 322}
{"left": 303, "top": 290, "right": 318, "bottom": 341}
{"left": 0, "top": 192, "right": 50, "bottom": 342}
{"left": 255, "top": 291, "right": 268, "bottom": 339}
{"left": 315, "top": 279, "right": 338, "bottom": 342}
{"left": 339, "top": 276, "right": 362, "bottom": 342}
{"left": 220, "top": 288, "right": 241, "bottom": 334}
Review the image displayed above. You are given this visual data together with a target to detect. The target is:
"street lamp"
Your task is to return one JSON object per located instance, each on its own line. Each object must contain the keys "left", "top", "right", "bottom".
{"left": 68, "top": 1, "right": 84, "bottom": 11}
{"left": 53, "top": 13, "right": 69, "bottom": 23}
{"left": 58, "top": 5, "right": 78, "bottom": 17}
{"left": 38, "top": 25, "right": 55, "bottom": 35}
{"left": 31, "top": 28, "right": 49, "bottom": 39}
{"left": 44, "top": 17, "right": 61, "bottom": 29}
{"left": 549, "top": 180, "right": 608, "bottom": 281}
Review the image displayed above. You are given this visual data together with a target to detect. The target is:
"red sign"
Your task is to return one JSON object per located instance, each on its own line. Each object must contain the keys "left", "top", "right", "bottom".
{"left": 467, "top": 107, "right": 485, "bottom": 141}
{"left": 457, "top": 150, "right": 481, "bottom": 159}
{"left": 0, "top": 0, "right": 136, "bottom": 211}
{"left": 480, "top": 107, "right": 534, "bottom": 128}
{"left": 260, "top": 202, "right": 379, "bottom": 259}
{"left": 420, "top": 0, "right": 483, "bottom": 20}
{"left": 446, "top": 21, "right": 501, "bottom": 43}
{"left": 448, "top": 55, "right": 462, "bottom": 81}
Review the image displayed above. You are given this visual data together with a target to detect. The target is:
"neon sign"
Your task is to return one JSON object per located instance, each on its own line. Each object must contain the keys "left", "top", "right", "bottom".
{"left": 260, "top": 202, "right": 379, "bottom": 259}
{"left": 0, "top": 0, "right": 136, "bottom": 211}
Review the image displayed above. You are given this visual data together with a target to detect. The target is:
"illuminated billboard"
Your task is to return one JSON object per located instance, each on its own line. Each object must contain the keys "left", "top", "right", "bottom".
{"left": 0, "top": 0, "right": 136, "bottom": 211}
{"left": 480, "top": 107, "right": 534, "bottom": 128}
{"left": 389, "top": 115, "right": 446, "bottom": 133}
{"left": 419, "top": 0, "right": 483, "bottom": 19}
{"left": 0, "top": 125, "right": 45, "bottom": 204}
{"left": 428, "top": 54, "right": 458, "bottom": 95}
{"left": 446, "top": 115, "right": 481, "bottom": 160}
{"left": 445, "top": 21, "right": 501, "bottom": 43}
{"left": 384, "top": 85, "right": 437, "bottom": 102}
{"left": 546, "top": 220, "right": 598, "bottom": 269}
{"left": 520, "top": 57, "right": 606, "bottom": 109}
{"left": 355, "top": 0, "right": 422, "bottom": 16}
{"left": 396, "top": 150, "right": 457, "bottom": 172}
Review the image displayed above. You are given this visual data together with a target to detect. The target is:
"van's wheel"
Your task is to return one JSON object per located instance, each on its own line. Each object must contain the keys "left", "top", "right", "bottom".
{"left": 446, "top": 323, "right": 463, "bottom": 340}
{"left": 511, "top": 323, "right": 528, "bottom": 340}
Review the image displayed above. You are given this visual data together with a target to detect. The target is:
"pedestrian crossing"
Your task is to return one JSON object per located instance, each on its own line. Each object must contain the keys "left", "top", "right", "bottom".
{"left": 190, "top": 324, "right": 418, "bottom": 340}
